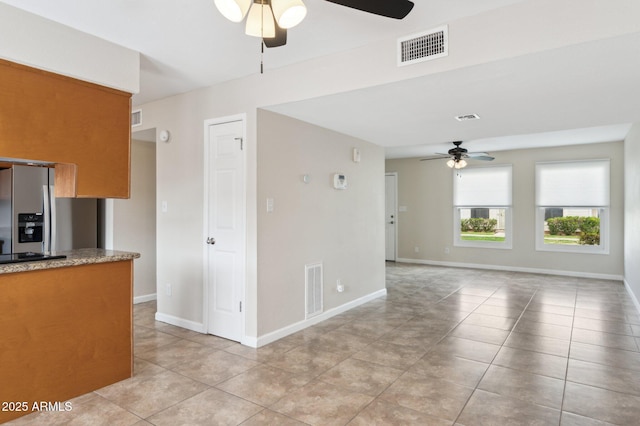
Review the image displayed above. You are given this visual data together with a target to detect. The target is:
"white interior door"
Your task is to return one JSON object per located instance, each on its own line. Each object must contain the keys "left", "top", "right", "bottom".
{"left": 385, "top": 173, "right": 397, "bottom": 261}
{"left": 205, "top": 119, "right": 245, "bottom": 342}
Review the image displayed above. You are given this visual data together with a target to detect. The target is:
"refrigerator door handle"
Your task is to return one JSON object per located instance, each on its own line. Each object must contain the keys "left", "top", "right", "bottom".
{"left": 49, "top": 185, "right": 56, "bottom": 252}
{"left": 42, "top": 185, "right": 57, "bottom": 252}
{"left": 43, "top": 184, "right": 51, "bottom": 252}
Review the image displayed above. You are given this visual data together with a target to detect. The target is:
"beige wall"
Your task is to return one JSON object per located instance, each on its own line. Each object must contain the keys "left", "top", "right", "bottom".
{"left": 134, "top": 1, "right": 640, "bottom": 341}
{"left": 257, "top": 110, "right": 385, "bottom": 336}
{"left": 113, "top": 140, "right": 157, "bottom": 300}
{"left": 386, "top": 142, "right": 624, "bottom": 278}
{"left": 624, "top": 124, "right": 640, "bottom": 308}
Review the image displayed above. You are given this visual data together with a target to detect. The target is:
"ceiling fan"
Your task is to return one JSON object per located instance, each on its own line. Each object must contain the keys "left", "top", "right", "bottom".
{"left": 420, "top": 141, "right": 495, "bottom": 169}
{"left": 214, "top": 0, "right": 415, "bottom": 48}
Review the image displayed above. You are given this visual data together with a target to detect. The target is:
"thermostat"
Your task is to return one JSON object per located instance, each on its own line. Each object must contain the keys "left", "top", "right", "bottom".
{"left": 333, "top": 173, "right": 347, "bottom": 190}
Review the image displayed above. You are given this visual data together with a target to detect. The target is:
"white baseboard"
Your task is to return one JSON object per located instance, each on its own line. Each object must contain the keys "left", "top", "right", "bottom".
{"left": 152, "top": 314, "right": 258, "bottom": 347}
{"left": 152, "top": 289, "right": 387, "bottom": 348}
{"left": 252, "top": 288, "right": 387, "bottom": 348}
{"left": 133, "top": 293, "right": 157, "bottom": 304}
{"left": 242, "top": 335, "right": 258, "bottom": 348}
{"left": 624, "top": 279, "right": 640, "bottom": 314}
{"left": 155, "top": 312, "right": 206, "bottom": 333}
{"left": 396, "top": 258, "right": 624, "bottom": 281}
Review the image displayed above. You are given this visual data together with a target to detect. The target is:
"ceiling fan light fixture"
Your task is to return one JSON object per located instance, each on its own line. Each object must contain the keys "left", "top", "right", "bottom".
{"left": 245, "top": 1, "right": 276, "bottom": 38}
{"left": 215, "top": 0, "right": 251, "bottom": 22}
{"left": 447, "top": 158, "right": 468, "bottom": 169}
{"left": 271, "top": 0, "right": 307, "bottom": 29}
{"left": 217, "top": 0, "right": 413, "bottom": 48}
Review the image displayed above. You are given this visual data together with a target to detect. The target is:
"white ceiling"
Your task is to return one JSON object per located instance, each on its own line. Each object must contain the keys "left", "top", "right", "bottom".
{"left": 3, "top": 0, "right": 639, "bottom": 158}
{"left": 266, "top": 30, "right": 640, "bottom": 157}
{"left": 1, "top": 0, "right": 525, "bottom": 104}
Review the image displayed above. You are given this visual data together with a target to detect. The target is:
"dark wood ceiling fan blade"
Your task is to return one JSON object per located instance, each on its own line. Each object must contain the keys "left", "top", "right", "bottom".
{"left": 263, "top": 25, "right": 287, "bottom": 48}
{"left": 325, "top": 0, "right": 414, "bottom": 19}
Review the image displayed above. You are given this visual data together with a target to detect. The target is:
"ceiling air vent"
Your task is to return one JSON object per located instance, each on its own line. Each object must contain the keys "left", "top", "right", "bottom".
{"left": 131, "top": 109, "right": 142, "bottom": 127}
{"left": 398, "top": 25, "right": 448, "bottom": 67}
{"left": 455, "top": 113, "right": 480, "bottom": 121}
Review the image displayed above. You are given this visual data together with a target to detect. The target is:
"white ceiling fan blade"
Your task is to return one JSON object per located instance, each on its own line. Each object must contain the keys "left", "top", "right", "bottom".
{"left": 419, "top": 156, "right": 448, "bottom": 161}
{"left": 466, "top": 154, "right": 495, "bottom": 161}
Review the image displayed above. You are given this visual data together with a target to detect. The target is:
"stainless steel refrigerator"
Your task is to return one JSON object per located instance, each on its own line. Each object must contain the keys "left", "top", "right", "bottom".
{"left": 0, "top": 165, "right": 98, "bottom": 254}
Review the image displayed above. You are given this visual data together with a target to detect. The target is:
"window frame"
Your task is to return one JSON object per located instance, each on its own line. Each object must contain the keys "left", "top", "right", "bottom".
{"left": 534, "top": 159, "right": 610, "bottom": 255}
{"left": 454, "top": 206, "right": 513, "bottom": 249}
{"left": 534, "top": 207, "right": 609, "bottom": 254}
{"left": 452, "top": 165, "right": 513, "bottom": 250}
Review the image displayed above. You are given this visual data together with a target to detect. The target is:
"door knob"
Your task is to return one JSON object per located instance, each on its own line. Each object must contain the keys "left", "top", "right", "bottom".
{"left": 206, "top": 237, "right": 216, "bottom": 245}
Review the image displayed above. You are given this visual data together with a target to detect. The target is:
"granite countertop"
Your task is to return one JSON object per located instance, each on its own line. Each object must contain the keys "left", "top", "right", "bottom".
{"left": 0, "top": 248, "right": 140, "bottom": 275}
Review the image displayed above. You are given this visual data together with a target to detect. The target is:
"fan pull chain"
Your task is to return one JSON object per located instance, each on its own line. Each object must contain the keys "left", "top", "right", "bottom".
{"left": 261, "top": 41, "right": 264, "bottom": 74}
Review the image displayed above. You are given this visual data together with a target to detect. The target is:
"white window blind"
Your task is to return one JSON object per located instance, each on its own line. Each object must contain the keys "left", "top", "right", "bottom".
{"left": 536, "top": 160, "right": 610, "bottom": 207}
{"left": 454, "top": 165, "right": 512, "bottom": 206}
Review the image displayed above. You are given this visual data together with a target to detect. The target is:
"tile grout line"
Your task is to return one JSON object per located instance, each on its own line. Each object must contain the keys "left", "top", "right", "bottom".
{"left": 557, "top": 288, "right": 578, "bottom": 425}
{"left": 451, "top": 282, "right": 542, "bottom": 425}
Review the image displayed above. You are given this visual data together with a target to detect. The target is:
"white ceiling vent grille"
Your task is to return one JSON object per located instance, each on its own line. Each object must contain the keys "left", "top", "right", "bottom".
{"left": 398, "top": 25, "right": 448, "bottom": 67}
{"left": 455, "top": 113, "right": 481, "bottom": 121}
{"left": 305, "top": 263, "right": 323, "bottom": 319}
{"left": 131, "top": 109, "right": 142, "bottom": 127}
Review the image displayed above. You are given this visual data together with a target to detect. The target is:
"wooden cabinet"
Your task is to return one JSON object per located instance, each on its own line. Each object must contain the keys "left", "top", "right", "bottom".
{"left": 0, "top": 59, "right": 132, "bottom": 198}
{"left": 0, "top": 260, "right": 133, "bottom": 423}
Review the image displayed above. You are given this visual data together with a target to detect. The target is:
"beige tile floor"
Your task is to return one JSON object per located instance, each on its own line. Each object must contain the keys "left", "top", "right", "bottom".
{"left": 9, "top": 263, "right": 640, "bottom": 425}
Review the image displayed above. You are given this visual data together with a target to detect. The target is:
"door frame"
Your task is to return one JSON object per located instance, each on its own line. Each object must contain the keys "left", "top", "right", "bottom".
{"left": 202, "top": 113, "right": 247, "bottom": 343}
{"left": 385, "top": 172, "right": 398, "bottom": 262}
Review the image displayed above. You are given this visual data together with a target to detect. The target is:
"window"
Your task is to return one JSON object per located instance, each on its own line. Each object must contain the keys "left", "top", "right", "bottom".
{"left": 453, "top": 165, "right": 512, "bottom": 249}
{"left": 535, "top": 159, "right": 610, "bottom": 254}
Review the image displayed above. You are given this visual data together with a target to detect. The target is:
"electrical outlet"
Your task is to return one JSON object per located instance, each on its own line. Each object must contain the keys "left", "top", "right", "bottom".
{"left": 414, "top": 246, "right": 420, "bottom": 253}
{"left": 444, "top": 247, "right": 450, "bottom": 254}
{"left": 166, "top": 283, "right": 172, "bottom": 296}
{"left": 337, "top": 279, "right": 344, "bottom": 293}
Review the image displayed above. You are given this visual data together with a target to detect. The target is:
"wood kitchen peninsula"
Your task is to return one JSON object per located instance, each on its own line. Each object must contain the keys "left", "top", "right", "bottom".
{"left": 0, "top": 249, "right": 139, "bottom": 423}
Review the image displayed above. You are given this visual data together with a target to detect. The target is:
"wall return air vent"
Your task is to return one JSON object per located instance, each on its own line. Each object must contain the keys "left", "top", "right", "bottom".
{"left": 398, "top": 25, "right": 448, "bottom": 66}
{"left": 305, "top": 263, "right": 323, "bottom": 319}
